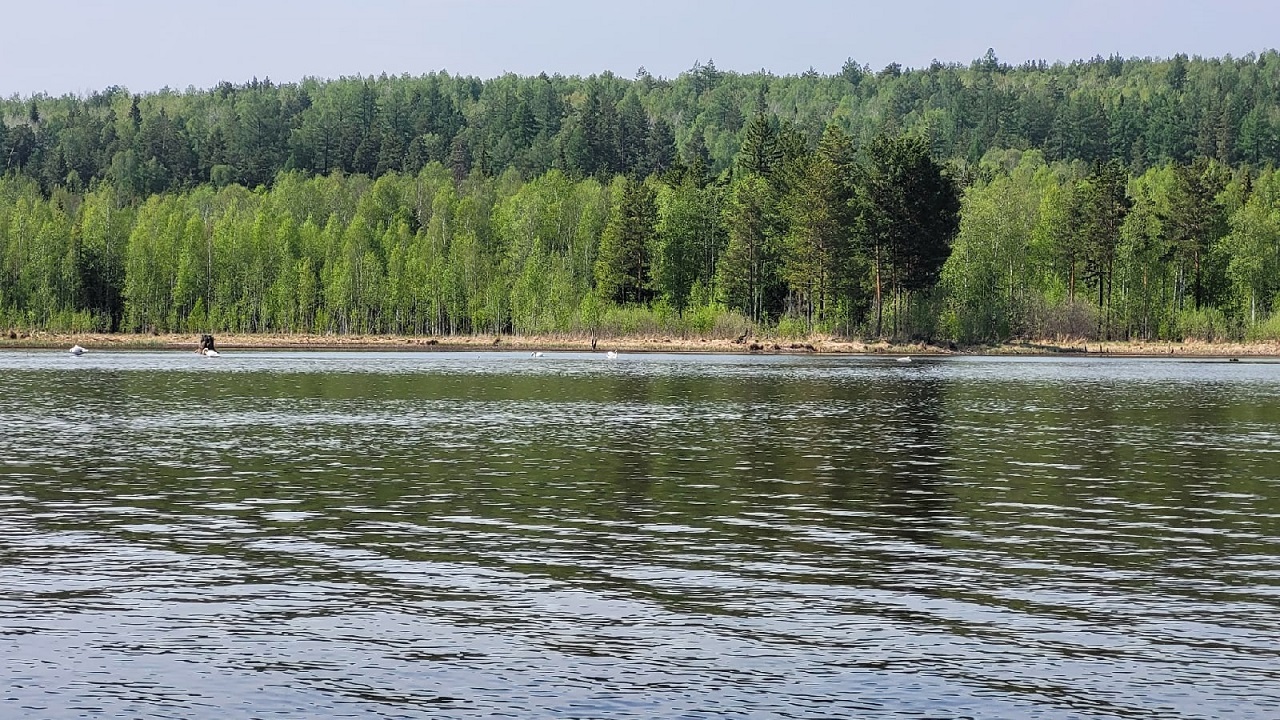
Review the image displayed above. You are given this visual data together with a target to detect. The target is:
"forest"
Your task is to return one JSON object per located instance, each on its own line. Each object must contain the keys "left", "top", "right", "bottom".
{"left": 2, "top": 49, "right": 1280, "bottom": 343}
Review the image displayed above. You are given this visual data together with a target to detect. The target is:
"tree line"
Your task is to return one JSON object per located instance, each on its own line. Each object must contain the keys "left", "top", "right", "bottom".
{"left": 2, "top": 50, "right": 1280, "bottom": 343}
{"left": 5, "top": 51, "right": 1280, "bottom": 197}
{"left": 0, "top": 120, "right": 959, "bottom": 339}
{"left": 944, "top": 150, "right": 1277, "bottom": 343}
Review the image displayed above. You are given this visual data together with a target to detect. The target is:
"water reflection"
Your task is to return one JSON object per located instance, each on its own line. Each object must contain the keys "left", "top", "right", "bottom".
{"left": 1, "top": 350, "right": 1278, "bottom": 719}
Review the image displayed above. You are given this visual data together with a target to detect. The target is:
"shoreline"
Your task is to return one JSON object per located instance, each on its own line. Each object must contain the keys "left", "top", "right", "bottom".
{"left": 3, "top": 332, "right": 1280, "bottom": 358}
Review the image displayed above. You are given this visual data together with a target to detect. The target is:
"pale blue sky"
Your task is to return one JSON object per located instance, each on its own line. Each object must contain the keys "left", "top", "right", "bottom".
{"left": 3, "top": 0, "right": 1276, "bottom": 97}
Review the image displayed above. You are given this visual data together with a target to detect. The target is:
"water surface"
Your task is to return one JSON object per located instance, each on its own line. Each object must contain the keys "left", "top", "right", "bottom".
{"left": 2, "top": 350, "right": 1278, "bottom": 718}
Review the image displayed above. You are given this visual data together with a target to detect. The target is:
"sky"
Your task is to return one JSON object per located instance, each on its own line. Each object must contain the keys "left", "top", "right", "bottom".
{"left": 3, "top": 0, "right": 1277, "bottom": 97}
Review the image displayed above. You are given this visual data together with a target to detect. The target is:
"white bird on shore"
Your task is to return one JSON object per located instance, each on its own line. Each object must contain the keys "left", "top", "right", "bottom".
{"left": 69, "top": 345, "right": 85, "bottom": 356}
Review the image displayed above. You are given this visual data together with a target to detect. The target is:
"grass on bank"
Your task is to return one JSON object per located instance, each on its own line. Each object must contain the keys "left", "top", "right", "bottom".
{"left": 6, "top": 303, "right": 1280, "bottom": 355}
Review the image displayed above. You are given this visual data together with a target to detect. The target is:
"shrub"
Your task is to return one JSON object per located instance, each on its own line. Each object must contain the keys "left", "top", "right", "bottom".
{"left": 774, "top": 316, "right": 809, "bottom": 339}
{"left": 1022, "top": 298, "right": 1098, "bottom": 340}
{"left": 683, "top": 304, "right": 719, "bottom": 335}
{"left": 1176, "top": 307, "right": 1231, "bottom": 342}
{"left": 710, "top": 308, "right": 752, "bottom": 339}
{"left": 1245, "top": 310, "right": 1280, "bottom": 341}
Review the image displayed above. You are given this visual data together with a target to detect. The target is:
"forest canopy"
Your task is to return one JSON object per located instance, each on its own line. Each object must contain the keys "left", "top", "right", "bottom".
{"left": 3, "top": 50, "right": 1279, "bottom": 343}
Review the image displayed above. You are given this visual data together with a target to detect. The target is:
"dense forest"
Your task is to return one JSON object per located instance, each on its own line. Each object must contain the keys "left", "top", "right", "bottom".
{"left": 3, "top": 50, "right": 1280, "bottom": 342}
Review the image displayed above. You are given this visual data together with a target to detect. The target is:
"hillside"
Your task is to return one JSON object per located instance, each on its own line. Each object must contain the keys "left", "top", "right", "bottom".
{"left": 2, "top": 51, "right": 1279, "bottom": 344}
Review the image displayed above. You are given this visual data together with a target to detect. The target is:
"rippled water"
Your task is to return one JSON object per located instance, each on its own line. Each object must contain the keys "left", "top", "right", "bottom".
{"left": 2, "top": 349, "right": 1278, "bottom": 719}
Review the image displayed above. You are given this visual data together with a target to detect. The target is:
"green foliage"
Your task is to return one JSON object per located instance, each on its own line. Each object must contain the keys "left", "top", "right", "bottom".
{"left": 940, "top": 155, "right": 1046, "bottom": 343}
{"left": 596, "top": 302, "right": 662, "bottom": 337}
{"left": 4, "top": 53, "right": 1280, "bottom": 345}
{"left": 774, "top": 315, "right": 810, "bottom": 339}
{"left": 683, "top": 303, "right": 720, "bottom": 334}
{"left": 1245, "top": 309, "right": 1280, "bottom": 341}
{"left": 652, "top": 176, "right": 725, "bottom": 312}
{"left": 1166, "top": 158, "right": 1231, "bottom": 310}
{"left": 861, "top": 131, "right": 961, "bottom": 336}
{"left": 1074, "top": 159, "right": 1132, "bottom": 337}
{"left": 1176, "top": 306, "right": 1232, "bottom": 341}
{"left": 594, "top": 176, "right": 657, "bottom": 304}
{"left": 781, "top": 123, "right": 861, "bottom": 331}
{"left": 737, "top": 112, "right": 782, "bottom": 178}
{"left": 9, "top": 51, "right": 1280, "bottom": 199}
{"left": 1223, "top": 168, "right": 1280, "bottom": 324}
{"left": 717, "top": 174, "right": 783, "bottom": 323}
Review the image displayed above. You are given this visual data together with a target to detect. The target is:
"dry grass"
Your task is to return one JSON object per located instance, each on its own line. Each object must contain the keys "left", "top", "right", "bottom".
{"left": 3, "top": 330, "right": 1278, "bottom": 357}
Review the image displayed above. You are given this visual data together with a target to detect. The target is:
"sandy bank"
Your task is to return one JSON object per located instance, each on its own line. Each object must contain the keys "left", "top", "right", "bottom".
{"left": 4, "top": 331, "right": 1280, "bottom": 358}
{"left": 1, "top": 331, "right": 903, "bottom": 354}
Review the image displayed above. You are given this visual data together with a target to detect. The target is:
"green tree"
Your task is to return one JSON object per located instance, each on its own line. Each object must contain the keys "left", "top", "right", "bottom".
{"left": 861, "top": 132, "right": 960, "bottom": 336}
{"left": 737, "top": 112, "right": 782, "bottom": 179}
{"left": 781, "top": 124, "right": 860, "bottom": 331}
{"left": 653, "top": 175, "right": 724, "bottom": 313}
{"left": 1166, "top": 158, "right": 1228, "bottom": 310}
{"left": 1222, "top": 168, "right": 1280, "bottom": 324}
{"left": 595, "top": 176, "right": 656, "bottom": 304}
{"left": 718, "top": 175, "right": 782, "bottom": 322}
{"left": 941, "top": 153, "right": 1043, "bottom": 342}
{"left": 1074, "top": 159, "right": 1132, "bottom": 337}
{"left": 1114, "top": 166, "right": 1175, "bottom": 340}
{"left": 75, "top": 185, "right": 132, "bottom": 330}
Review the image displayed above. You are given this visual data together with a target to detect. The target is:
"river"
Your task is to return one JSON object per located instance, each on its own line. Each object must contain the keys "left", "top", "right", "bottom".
{"left": 2, "top": 350, "right": 1277, "bottom": 718}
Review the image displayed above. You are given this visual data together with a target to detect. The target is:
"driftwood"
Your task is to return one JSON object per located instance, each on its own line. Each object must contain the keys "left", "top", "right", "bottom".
{"left": 199, "top": 334, "right": 216, "bottom": 353}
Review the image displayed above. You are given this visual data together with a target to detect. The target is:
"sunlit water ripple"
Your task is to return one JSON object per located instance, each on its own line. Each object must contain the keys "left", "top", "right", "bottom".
{"left": 2, "top": 350, "right": 1278, "bottom": 718}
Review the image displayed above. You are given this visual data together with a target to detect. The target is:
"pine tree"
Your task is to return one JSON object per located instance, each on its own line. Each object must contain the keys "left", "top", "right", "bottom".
{"left": 861, "top": 132, "right": 961, "bottom": 336}
{"left": 737, "top": 112, "right": 782, "bottom": 179}
{"left": 1166, "top": 158, "right": 1228, "bottom": 310}
{"left": 718, "top": 175, "right": 781, "bottom": 322}
{"left": 1075, "top": 160, "right": 1132, "bottom": 337}
{"left": 781, "top": 125, "right": 859, "bottom": 330}
{"left": 594, "top": 177, "right": 656, "bottom": 304}
{"left": 641, "top": 117, "right": 677, "bottom": 177}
